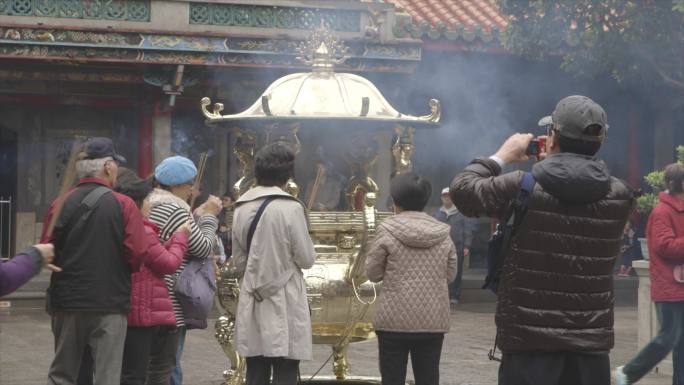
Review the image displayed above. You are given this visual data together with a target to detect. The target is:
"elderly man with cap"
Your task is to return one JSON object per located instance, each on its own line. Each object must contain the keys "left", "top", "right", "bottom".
{"left": 451, "top": 96, "right": 634, "bottom": 385}
{"left": 146, "top": 155, "right": 221, "bottom": 385}
{"left": 434, "top": 187, "right": 475, "bottom": 305}
{"left": 41, "top": 137, "right": 150, "bottom": 385}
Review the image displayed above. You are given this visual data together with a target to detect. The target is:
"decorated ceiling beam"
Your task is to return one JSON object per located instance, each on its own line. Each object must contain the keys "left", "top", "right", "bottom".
{"left": 0, "top": 25, "right": 420, "bottom": 72}
{"left": 0, "top": 0, "right": 511, "bottom": 71}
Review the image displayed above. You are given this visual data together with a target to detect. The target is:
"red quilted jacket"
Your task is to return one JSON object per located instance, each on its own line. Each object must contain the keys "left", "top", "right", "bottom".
{"left": 647, "top": 192, "right": 684, "bottom": 302}
{"left": 128, "top": 220, "right": 188, "bottom": 327}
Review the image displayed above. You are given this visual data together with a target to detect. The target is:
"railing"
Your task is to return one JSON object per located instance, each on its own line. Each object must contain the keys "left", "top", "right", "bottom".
{"left": 189, "top": 3, "right": 361, "bottom": 32}
{"left": 0, "top": 0, "right": 150, "bottom": 22}
{"left": 0, "top": 197, "right": 12, "bottom": 259}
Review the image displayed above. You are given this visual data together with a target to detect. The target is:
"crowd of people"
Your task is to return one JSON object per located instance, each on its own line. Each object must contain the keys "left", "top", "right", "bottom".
{"left": 1, "top": 94, "right": 683, "bottom": 385}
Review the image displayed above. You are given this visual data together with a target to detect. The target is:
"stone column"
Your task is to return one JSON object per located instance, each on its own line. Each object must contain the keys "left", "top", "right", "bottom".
{"left": 217, "top": 129, "right": 230, "bottom": 196}
{"left": 372, "top": 131, "right": 392, "bottom": 211}
{"left": 13, "top": 109, "right": 42, "bottom": 251}
{"left": 152, "top": 103, "right": 172, "bottom": 165}
{"left": 138, "top": 103, "right": 154, "bottom": 176}
{"left": 633, "top": 260, "right": 673, "bottom": 375}
{"left": 653, "top": 113, "right": 676, "bottom": 170}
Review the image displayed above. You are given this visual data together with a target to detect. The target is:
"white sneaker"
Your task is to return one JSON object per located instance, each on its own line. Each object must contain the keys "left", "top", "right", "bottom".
{"left": 612, "top": 365, "right": 628, "bottom": 385}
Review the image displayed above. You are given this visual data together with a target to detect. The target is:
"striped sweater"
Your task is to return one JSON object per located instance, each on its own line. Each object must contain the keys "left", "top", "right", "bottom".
{"left": 147, "top": 188, "right": 219, "bottom": 327}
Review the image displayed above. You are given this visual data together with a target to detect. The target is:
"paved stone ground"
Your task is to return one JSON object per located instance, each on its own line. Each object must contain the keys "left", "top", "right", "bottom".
{"left": 0, "top": 303, "right": 670, "bottom": 385}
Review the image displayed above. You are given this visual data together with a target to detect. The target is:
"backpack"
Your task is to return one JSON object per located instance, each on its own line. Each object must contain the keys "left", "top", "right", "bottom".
{"left": 483, "top": 172, "right": 536, "bottom": 294}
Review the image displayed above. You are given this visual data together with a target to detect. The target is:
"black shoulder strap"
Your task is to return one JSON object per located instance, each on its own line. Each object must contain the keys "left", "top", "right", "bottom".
{"left": 81, "top": 186, "right": 111, "bottom": 215}
{"left": 63, "top": 186, "right": 111, "bottom": 240}
{"left": 53, "top": 186, "right": 111, "bottom": 260}
{"left": 246, "top": 196, "right": 279, "bottom": 256}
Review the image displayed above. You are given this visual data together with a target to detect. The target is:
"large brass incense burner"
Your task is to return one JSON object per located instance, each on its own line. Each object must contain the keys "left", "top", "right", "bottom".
{"left": 203, "top": 25, "right": 440, "bottom": 385}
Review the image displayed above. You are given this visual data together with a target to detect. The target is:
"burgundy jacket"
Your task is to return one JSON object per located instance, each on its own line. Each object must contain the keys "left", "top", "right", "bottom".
{"left": 41, "top": 178, "right": 149, "bottom": 313}
{"left": 128, "top": 220, "right": 188, "bottom": 327}
{"left": 0, "top": 247, "right": 42, "bottom": 296}
{"left": 648, "top": 192, "right": 684, "bottom": 302}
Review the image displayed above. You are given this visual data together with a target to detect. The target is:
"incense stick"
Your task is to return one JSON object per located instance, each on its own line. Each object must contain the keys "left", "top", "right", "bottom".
{"left": 189, "top": 152, "right": 209, "bottom": 213}
{"left": 46, "top": 141, "right": 82, "bottom": 238}
{"left": 307, "top": 164, "right": 326, "bottom": 211}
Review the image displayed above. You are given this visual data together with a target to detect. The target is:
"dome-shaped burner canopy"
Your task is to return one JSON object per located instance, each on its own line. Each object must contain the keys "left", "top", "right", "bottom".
{"left": 201, "top": 26, "right": 440, "bottom": 127}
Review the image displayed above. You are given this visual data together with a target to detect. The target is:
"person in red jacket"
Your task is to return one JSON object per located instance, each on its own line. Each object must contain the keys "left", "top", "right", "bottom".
{"left": 42, "top": 138, "right": 150, "bottom": 385}
{"left": 615, "top": 162, "right": 684, "bottom": 385}
{"left": 114, "top": 168, "right": 191, "bottom": 385}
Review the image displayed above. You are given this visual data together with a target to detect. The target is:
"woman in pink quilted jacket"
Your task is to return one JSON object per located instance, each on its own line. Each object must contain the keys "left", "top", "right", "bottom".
{"left": 366, "top": 172, "right": 458, "bottom": 385}
{"left": 115, "top": 168, "right": 191, "bottom": 385}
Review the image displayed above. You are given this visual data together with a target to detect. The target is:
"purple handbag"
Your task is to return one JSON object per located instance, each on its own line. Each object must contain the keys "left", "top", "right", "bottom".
{"left": 174, "top": 257, "right": 217, "bottom": 329}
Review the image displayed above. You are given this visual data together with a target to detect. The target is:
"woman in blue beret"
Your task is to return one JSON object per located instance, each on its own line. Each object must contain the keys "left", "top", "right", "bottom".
{"left": 145, "top": 155, "right": 222, "bottom": 385}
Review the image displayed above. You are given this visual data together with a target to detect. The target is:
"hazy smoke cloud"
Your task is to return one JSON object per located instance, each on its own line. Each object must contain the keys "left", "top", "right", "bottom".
{"left": 201, "top": 49, "right": 664, "bottom": 206}
{"left": 364, "top": 50, "right": 645, "bottom": 201}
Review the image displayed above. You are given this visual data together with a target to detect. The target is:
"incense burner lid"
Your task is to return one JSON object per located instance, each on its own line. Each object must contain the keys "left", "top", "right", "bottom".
{"left": 201, "top": 71, "right": 440, "bottom": 126}
{"left": 201, "top": 24, "right": 439, "bottom": 127}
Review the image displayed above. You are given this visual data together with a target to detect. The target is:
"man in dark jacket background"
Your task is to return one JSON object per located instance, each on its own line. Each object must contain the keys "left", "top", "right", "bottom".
{"left": 451, "top": 95, "right": 634, "bottom": 385}
{"left": 434, "top": 187, "right": 475, "bottom": 304}
{"left": 41, "top": 138, "right": 150, "bottom": 385}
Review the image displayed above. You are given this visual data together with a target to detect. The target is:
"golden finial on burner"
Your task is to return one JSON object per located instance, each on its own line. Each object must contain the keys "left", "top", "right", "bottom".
{"left": 295, "top": 22, "right": 350, "bottom": 72}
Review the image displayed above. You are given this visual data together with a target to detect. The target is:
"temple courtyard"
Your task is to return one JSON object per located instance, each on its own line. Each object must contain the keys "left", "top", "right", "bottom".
{"left": 0, "top": 301, "right": 671, "bottom": 385}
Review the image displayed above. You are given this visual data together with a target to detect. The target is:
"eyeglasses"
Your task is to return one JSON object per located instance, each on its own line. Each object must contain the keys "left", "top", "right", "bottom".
{"left": 545, "top": 125, "right": 556, "bottom": 137}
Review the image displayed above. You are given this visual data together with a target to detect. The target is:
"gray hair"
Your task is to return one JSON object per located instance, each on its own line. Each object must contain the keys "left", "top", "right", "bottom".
{"left": 75, "top": 157, "right": 111, "bottom": 179}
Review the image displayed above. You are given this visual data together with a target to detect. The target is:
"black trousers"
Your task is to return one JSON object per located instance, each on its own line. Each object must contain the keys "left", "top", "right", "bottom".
{"left": 376, "top": 331, "right": 444, "bottom": 385}
{"left": 120, "top": 325, "right": 180, "bottom": 385}
{"left": 78, "top": 325, "right": 179, "bottom": 385}
{"left": 623, "top": 301, "right": 684, "bottom": 385}
{"left": 498, "top": 351, "right": 610, "bottom": 385}
{"left": 245, "top": 356, "right": 300, "bottom": 385}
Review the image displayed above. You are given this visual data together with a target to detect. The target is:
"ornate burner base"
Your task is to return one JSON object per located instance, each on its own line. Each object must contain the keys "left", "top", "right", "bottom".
{"left": 215, "top": 315, "right": 245, "bottom": 385}
{"left": 298, "top": 376, "right": 408, "bottom": 385}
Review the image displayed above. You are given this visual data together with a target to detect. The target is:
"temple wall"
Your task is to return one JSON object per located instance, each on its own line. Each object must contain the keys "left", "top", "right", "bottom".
{"left": 0, "top": 100, "right": 139, "bottom": 252}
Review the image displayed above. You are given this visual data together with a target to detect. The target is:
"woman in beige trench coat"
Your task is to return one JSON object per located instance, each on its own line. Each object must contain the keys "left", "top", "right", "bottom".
{"left": 232, "top": 143, "right": 316, "bottom": 385}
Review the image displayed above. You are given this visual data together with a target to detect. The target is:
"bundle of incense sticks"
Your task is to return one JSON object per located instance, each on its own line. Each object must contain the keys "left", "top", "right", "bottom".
{"left": 307, "top": 163, "right": 326, "bottom": 211}
{"left": 189, "top": 152, "right": 208, "bottom": 213}
{"left": 46, "top": 141, "right": 82, "bottom": 238}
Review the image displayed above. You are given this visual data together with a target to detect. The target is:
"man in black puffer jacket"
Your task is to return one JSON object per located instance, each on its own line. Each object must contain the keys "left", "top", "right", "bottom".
{"left": 451, "top": 95, "right": 634, "bottom": 385}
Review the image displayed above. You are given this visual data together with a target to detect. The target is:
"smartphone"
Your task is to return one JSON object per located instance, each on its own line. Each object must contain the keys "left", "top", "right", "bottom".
{"left": 525, "top": 137, "right": 546, "bottom": 159}
{"left": 526, "top": 139, "right": 540, "bottom": 156}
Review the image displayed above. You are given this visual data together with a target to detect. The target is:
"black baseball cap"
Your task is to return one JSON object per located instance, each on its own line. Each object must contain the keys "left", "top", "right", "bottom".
{"left": 538, "top": 95, "right": 608, "bottom": 143}
{"left": 82, "top": 137, "right": 126, "bottom": 164}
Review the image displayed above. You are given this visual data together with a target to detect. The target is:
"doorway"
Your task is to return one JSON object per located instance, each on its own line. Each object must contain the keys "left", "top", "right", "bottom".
{"left": 0, "top": 127, "right": 17, "bottom": 258}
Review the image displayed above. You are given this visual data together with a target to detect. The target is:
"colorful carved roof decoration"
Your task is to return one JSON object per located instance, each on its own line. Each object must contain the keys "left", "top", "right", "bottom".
{"left": 387, "top": 0, "right": 508, "bottom": 43}
{"left": 0, "top": 1, "right": 509, "bottom": 70}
